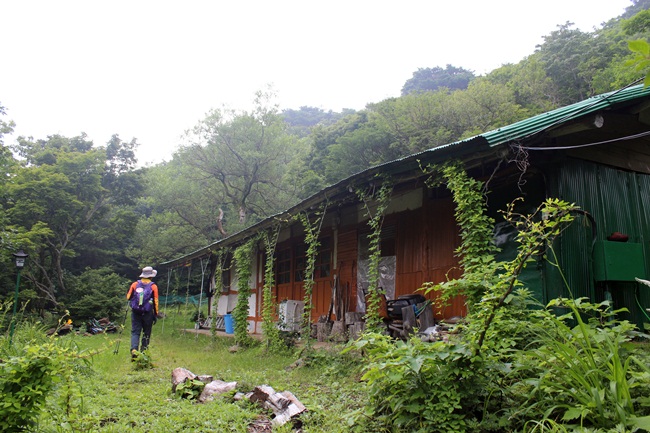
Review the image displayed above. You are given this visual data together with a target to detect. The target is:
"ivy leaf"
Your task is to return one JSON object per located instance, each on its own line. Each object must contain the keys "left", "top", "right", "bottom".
{"left": 562, "top": 406, "right": 585, "bottom": 421}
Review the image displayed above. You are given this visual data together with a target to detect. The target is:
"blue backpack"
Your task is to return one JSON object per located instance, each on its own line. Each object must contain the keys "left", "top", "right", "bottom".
{"left": 130, "top": 280, "right": 154, "bottom": 314}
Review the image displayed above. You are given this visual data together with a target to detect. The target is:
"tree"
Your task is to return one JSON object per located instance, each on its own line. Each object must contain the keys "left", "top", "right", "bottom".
{"left": 368, "top": 92, "right": 457, "bottom": 155}
{"left": 445, "top": 79, "right": 527, "bottom": 138}
{"left": 129, "top": 156, "right": 223, "bottom": 266}
{"left": 484, "top": 57, "right": 560, "bottom": 114}
{"left": 401, "top": 64, "right": 475, "bottom": 96}
{"left": 180, "top": 89, "right": 304, "bottom": 228}
{"left": 536, "top": 23, "right": 603, "bottom": 104}
{"left": 5, "top": 133, "right": 141, "bottom": 310}
{"left": 323, "top": 115, "right": 396, "bottom": 183}
{"left": 282, "top": 106, "right": 353, "bottom": 138}
{"left": 0, "top": 103, "right": 21, "bottom": 296}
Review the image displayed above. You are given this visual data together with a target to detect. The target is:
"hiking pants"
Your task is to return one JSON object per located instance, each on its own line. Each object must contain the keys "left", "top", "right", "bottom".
{"left": 131, "top": 310, "right": 155, "bottom": 352}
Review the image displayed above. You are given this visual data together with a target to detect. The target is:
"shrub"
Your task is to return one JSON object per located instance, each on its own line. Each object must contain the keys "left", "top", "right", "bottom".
{"left": 349, "top": 332, "right": 487, "bottom": 433}
{"left": 0, "top": 316, "right": 91, "bottom": 432}
{"left": 63, "top": 267, "right": 128, "bottom": 322}
{"left": 510, "top": 297, "right": 650, "bottom": 431}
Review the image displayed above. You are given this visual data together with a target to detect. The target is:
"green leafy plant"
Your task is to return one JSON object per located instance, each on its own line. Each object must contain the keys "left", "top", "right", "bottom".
{"left": 261, "top": 226, "right": 285, "bottom": 353}
{"left": 0, "top": 312, "right": 92, "bottom": 433}
{"left": 471, "top": 197, "right": 578, "bottom": 353}
{"left": 210, "top": 248, "right": 230, "bottom": 340}
{"left": 349, "top": 332, "right": 485, "bottom": 432}
{"left": 421, "top": 161, "right": 499, "bottom": 311}
{"left": 297, "top": 203, "right": 327, "bottom": 345}
{"left": 175, "top": 378, "right": 206, "bottom": 400}
{"left": 131, "top": 350, "right": 154, "bottom": 370}
{"left": 512, "top": 297, "right": 650, "bottom": 431}
{"left": 356, "top": 178, "right": 392, "bottom": 330}
{"left": 233, "top": 239, "right": 256, "bottom": 348}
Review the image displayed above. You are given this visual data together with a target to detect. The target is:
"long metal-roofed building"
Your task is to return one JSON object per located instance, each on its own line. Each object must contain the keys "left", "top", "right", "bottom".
{"left": 161, "top": 84, "right": 650, "bottom": 333}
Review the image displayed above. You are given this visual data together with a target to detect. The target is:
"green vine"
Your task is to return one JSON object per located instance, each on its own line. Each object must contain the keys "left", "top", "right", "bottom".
{"left": 261, "top": 226, "right": 284, "bottom": 352}
{"left": 421, "top": 161, "right": 579, "bottom": 353}
{"left": 210, "top": 248, "right": 230, "bottom": 341}
{"left": 472, "top": 197, "right": 577, "bottom": 352}
{"left": 421, "top": 162, "right": 499, "bottom": 311}
{"left": 233, "top": 239, "right": 256, "bottom": 347}
{"left": 356, "top": 179, "right": 392, "bottom": 331}
{"left": 296, "top": 203, "right": 327, "bottom": 347}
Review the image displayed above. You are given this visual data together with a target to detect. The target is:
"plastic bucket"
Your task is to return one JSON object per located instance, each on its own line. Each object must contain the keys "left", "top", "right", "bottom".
{"left": 224, "top": 314, "right": 234, "bottom": 334}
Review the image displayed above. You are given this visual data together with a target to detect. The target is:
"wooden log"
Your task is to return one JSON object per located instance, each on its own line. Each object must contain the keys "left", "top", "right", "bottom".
{"left": 348, "top": 322, "right": 364, "bottom": 340}
{"left": 330, "top": 320, "right": 347, "bottom": 342}
{"left": 272, "top": 391, "right": 307, "bottom": 427}
{"left": 316, "top": 322, "right": 331, "bottom": 342}
{"left": 401, "top": 305, "right": 416, "bottom": 338}
{"left": 345, "top": 312, "right": 364, "bottom": 323}
{"left": 418, "top": 302, "right": 435, "bottom": 330}
{"left": 310, "top": 323, "right": 318, "bottom": 339}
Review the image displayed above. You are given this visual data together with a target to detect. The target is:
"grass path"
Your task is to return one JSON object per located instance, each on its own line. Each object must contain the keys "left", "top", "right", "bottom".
{"left": 37, "top": 311, "right": 365, "bottom": 432}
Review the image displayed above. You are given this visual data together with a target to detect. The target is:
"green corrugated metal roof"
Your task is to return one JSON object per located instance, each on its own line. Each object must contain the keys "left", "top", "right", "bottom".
{"left": 482, "top": 84, "right": 650, "bottom": 146}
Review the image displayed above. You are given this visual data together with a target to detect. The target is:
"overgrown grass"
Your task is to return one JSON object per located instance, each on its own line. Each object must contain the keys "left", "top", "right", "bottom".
{"left": 31, "top": 307, "right": 366, "bottom": 433}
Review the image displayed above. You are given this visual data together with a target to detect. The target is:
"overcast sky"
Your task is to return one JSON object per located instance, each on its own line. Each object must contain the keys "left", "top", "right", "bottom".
{"left": 0, "top": 0, "right": 633, "bottom": 165}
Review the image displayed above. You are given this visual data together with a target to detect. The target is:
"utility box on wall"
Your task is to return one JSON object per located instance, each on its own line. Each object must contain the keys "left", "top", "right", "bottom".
{"left": 593, "top": 240, "right": 646, "bottom": 282}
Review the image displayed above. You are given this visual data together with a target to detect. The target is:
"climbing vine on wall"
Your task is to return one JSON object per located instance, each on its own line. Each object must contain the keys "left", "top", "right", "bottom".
{"left": 210, "top": 248, "right": 230, "bottom": 340}
{"left": 420, "top": 161, "right": 580, "bottom": 347}
{"left": 233, "top": 238, "right": 256, "bottom": 347}
{"left": 356, "top": 178, "right": 393, "bottom": 330}
{"left": 261, "top": 226, "right": 284, "bottom": 352}
{"left": 296, "top": 203, "right": 327, "bottom": 346}
{"left": 421, "top": 161, "right": 499, "bottom": 311}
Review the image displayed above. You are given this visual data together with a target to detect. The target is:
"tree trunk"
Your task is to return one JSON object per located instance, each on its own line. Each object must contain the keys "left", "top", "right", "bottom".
{"left": 217, "top": 208, "right": 227, "bottom": 236}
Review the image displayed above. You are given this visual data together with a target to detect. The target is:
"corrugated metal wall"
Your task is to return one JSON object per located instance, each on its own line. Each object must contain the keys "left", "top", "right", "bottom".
{"left": 547, "top": 158, "right": 650, "bottom": 329}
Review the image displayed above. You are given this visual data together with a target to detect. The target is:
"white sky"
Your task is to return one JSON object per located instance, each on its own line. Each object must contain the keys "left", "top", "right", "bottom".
{"left": 0, "top": 0, "right": 633, "bottom": 165}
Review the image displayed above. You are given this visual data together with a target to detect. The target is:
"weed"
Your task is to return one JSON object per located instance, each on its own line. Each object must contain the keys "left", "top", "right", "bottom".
{"left": 131, "top": 349, "right": 154, "bottom": 370}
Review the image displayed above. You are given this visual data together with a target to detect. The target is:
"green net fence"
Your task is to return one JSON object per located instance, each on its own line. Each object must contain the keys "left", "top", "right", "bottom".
{"left": 159, "top": 294, "right": 204, "bottom": 306}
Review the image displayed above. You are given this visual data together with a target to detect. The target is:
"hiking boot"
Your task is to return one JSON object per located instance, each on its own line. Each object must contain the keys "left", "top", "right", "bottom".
{"left": 131, "top": 349, "right": 137, "bottom": 361}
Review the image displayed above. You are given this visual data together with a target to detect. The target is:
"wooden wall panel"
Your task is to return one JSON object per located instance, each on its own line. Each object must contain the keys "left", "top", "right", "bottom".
{"left": 424, "top": 198, "right": 465, "bottom": 318}
{"left": 397, "top": 209, "right": 425, "bottom": 274}
{"left": 268, "top": 195, "right": 467, "bottom": 326}
{"left": 427, "top": 198, "right": 461, "bottom": 270}
{"left": 310, "top": 280, "right": 332, "bottom": 321}
{"left": 336, "top": 228, "right": 358, "bottom": 312}
{"left": 395, "top": 272, "right": 424, "bottom": 297}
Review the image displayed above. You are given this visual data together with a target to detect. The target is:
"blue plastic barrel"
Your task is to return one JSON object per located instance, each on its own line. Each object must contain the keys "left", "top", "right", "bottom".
{"left": 224, "top": 314, "right": 234, "bottom": 334}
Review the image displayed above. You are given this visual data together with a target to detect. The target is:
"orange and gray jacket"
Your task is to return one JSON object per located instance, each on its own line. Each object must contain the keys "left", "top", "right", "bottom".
{"left": 126, "top": 278, "right": 159, "bottom": 315}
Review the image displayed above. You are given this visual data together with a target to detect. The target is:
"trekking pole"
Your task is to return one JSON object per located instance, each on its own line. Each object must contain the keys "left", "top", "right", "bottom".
{"left": 113, "top": 302, "right": 130, "bottom": 355}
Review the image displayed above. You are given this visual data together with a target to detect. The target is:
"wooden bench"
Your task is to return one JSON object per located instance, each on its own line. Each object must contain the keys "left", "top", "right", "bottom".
{"left": 196, "top": 315, "right": 226, "bottom": 330}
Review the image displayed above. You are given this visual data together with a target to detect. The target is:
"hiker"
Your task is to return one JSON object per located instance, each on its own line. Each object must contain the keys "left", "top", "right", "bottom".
{"left": 126, "top": 266, "right": 160, "bottom": 358}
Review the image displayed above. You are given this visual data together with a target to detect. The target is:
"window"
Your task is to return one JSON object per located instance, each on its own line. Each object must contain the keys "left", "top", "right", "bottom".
{"left": 315, "top": 236, "right": 331, "bottom": 278}
{"left": 295, "top": 237, "right": 331, "bottom": 281}
{"left": 276, "top": 237, "right": 333, "bottom": 283}
{"left": 359, "top": 226, "right": 396, "bottom": 258}
{"left": 294, "top": 244, "right": 306, "bottom": 282}
{"left": 276, "top": 248, "right": 291, "bottom": 284}
{"left": 221, "top": 268, "right": 231, "bottom": 293}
